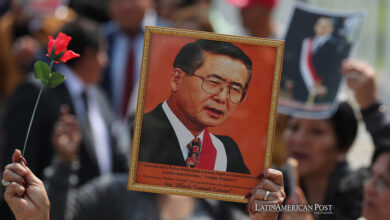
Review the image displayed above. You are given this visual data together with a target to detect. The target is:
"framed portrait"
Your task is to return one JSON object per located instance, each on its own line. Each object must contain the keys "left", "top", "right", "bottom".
{"left": 128, "top": 26, "right": 284, "bottom": 203}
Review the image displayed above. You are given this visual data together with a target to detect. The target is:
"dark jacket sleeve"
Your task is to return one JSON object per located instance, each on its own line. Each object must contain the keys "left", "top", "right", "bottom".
{"left": 361, "top": 101, "right": 390, "bottom": 150}
{"left": 44, "top": 158, "right": 126, "bottom": 220}
{"left": 45, "top": 157, "right": 157, "bottom": 220}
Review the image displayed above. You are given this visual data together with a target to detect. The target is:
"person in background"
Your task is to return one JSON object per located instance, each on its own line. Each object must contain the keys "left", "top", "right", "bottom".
{"left": 171, "top": 1, "right": 213, "bottom": 32}
{"left": 226, "top": 0, "right": 278, "bottom": 38}
{"left": 1, "top": 18, "right": 129, "bottom": 188}
{"left": 281, "top": 101, "right": 362, "bottom": 220}
{"left": 361, "top": 147, "right": 390, "bottom": 220}
{"left": 0, "top": 0, "right": 76, "bottom": 100}
{"left": 100, "top": 0, "right": 171, "bottom": 119}
{"left": 279, "top": 59, "right": 390, "bottom": 220}
{"left": 342, "top": 59, "right": 390, "bottom": 219}
{"left": 0, "top": 0, "right": 39, "bottom": 100}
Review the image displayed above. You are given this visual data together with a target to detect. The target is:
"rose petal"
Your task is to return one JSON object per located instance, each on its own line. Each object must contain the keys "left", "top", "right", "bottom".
{"left": 54, "top": 33, "right": 72, "bottom": 55}
{"left": 47, "top": 36, "right": 54, "bottom": 55}
{"left": 59, "top": 50, "right": 80, "bottom": 63}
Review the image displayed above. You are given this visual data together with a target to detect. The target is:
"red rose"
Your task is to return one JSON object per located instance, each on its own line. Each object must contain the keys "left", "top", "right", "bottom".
{"left": 46, "top": 32, "right": 80, "bottom": 63}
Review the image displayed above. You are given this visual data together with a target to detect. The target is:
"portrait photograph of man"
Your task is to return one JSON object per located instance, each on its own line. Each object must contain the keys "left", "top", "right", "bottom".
{"left": 139, "top": 39, "right": 251, "bottom": 174}
{"left": 129, "top": 27, "right": 283, "bottom": 201}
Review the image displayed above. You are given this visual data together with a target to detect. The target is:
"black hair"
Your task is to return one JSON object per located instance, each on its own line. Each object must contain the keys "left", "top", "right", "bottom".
{"left": 329, "top": 102, "right": 358, "bottom": 152}
{"left": 173, "top": 39, "right": 253, "bottom": 89}
{"left": 57, "top": 18, "right": 104, "bottom": 66}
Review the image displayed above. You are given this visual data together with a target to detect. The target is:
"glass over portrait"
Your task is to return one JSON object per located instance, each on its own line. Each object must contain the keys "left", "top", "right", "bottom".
{"left": 128, "top": 26, "right": 284, "bottom": 203}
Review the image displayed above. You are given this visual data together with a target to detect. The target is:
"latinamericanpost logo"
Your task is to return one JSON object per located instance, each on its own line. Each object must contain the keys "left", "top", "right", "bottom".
{"left": 255, "top": 204, "right": 334, "bottom": 215}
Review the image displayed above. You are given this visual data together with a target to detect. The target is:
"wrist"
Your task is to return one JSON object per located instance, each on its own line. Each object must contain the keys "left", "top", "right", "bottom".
{"left": 361, "top": 101, "right": 385, "bottom": 117}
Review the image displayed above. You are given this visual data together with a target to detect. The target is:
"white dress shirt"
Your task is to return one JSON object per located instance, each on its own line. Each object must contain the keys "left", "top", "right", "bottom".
{"left": 162, "top": 101, "right": 227, "bottom": 171}
{"left": 312, "top": 35, "right": 331, "bottom": 52}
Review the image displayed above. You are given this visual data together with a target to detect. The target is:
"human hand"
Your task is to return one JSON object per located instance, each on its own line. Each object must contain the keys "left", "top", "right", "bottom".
{"left": 313, "top": 83, "right": 327, "bottom": 97}
{"left": 247, "top": 169, "right": 286, "bottom": 220}
{"left": 2, "top": 149, "right": 50, "bottom": 220}
{"left": 341, "top": 59, "right": 378, "bottom": 109}
{"left": 52, "top": 105, "right": 81, "bottom": 163}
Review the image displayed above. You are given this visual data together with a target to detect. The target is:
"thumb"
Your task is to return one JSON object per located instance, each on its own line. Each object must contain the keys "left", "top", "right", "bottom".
{"left": 60, "top": 104, "right": 70, "bottom": 116}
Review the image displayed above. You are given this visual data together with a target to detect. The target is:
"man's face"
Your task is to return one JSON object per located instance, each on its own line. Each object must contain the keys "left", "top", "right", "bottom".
{"left": 83, "top": 47, "right": 109, "bottom": 85}
{"left": 109, "top": 0, "right": 152, "bottom": 33}
{"left": 314, "top": 18, "right": 333, "bottom": 37}
{"left": 170, "top": 52, "right": 249, "bottom": 131}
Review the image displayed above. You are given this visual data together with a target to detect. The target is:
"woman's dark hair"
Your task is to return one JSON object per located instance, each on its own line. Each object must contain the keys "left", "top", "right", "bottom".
{"left": 330, "top": 102, "right": 358, "bottom": 152}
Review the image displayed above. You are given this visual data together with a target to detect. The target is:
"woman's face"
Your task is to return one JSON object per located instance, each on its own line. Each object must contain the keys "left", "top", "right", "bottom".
{"left": 283, "top": 118, "right": 342, "bottom": 178}
{"left": 362, "top": 153, "right": 390, "bottom": 220}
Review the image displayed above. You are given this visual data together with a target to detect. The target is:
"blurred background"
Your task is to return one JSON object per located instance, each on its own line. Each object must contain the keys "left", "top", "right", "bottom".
{"left": 0, "top": 0, "right": 388, "bottom": 219}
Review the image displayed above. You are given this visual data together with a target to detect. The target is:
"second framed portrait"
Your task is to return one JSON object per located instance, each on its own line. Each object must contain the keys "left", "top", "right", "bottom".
{"left": 128, "top": 26, "right": 284, "bottom": 203}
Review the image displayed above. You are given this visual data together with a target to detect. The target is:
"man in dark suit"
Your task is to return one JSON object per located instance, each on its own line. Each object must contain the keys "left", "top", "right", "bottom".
{"left": 299, "top": 17, "right": 350, "bottom": 104}
{"left": 1, "top": 19, "right": 129, "bottom": 185}
{"left": 139, "top": 40, "right": 251, "bottom": 174}
{"left": 100, "top": 0, "right": 171, "bottom": 119}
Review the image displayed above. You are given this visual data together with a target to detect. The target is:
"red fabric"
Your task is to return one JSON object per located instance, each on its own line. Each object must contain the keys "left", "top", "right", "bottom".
{"left": 226, "top": 0, "right": 277, "bottom": 9}
{"left": 307, "top": 38, "right": 322, "bottom": 83}
{"left": 121, "top": 39, "right": 135, "bottom": 117}
{"left": 199, "top": 129, "right": 217, "bottom": 170}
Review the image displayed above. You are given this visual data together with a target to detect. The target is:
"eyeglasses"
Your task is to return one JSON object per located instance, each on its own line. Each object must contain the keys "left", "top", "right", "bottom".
{"left": 191, "top": 74, "right": 247, "bottom": 104}
{"left": 365, "top": 175, "right": 390, "bottom": 193}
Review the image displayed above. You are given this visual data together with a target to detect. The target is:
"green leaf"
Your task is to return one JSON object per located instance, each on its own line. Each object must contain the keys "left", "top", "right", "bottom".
{"left": 33, "top": 61, "right": 50, "bottom": 84}
{"left": 48, "top": 71, "right": 66, "bottom": 88}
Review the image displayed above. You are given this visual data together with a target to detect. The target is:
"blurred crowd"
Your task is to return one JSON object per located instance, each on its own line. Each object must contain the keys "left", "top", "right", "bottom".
{"left": 0, "top": 0, "right": 390, "bottom": 220}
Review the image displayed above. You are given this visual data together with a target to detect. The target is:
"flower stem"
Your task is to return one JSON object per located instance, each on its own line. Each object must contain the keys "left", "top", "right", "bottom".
{"left": 49, "top": 59, "right": 54, "bottom": 70}
{"left": 22, "top": 59, "right": 53, "bottom": 157}
{"left": 22, "top": 85, "right": 44, "bottom": 157}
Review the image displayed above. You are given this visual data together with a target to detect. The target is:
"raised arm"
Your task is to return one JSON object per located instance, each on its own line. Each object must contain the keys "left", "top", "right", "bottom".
{"left": 341, "top": 59, "right": 390, "bottom": 149}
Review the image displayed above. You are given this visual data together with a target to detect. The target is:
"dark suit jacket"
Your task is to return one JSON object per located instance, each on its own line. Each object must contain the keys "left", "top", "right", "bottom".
{"left": 311, "top": 36, "right": 350, "bottom": 103}
{"left": 138, "top": 104, "right": 250, "bottom": 174}
{"left": 1, "top": 76, "right": 129, "bottom": 185}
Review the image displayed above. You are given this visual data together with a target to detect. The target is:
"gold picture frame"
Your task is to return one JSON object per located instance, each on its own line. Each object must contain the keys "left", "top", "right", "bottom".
{"left": 128, "top": 26, "right": 284, "bottom": 203}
